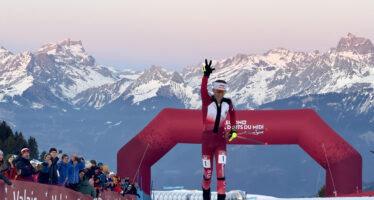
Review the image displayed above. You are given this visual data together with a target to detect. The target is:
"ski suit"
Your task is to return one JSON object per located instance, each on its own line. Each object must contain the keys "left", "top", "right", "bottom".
{"left": 201, "top": 76, "right": 236, "bottom": 196}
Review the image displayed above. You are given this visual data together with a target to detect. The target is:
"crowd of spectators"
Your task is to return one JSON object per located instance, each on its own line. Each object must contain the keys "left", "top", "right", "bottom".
{"left": 0, "top": 147, "right": 140, "bottom": 198}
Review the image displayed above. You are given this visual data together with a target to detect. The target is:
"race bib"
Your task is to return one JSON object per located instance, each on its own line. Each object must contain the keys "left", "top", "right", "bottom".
{"left": 202, "top": 155, "right": 211, "bottom": 168}
{"left": 218, "top": 151, "right": 227, "bottom": 164}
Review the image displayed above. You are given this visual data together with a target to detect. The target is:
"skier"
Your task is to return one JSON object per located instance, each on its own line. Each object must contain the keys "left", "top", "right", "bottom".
{"left": 201, "top": 59, "right": 237, "bottom": 200}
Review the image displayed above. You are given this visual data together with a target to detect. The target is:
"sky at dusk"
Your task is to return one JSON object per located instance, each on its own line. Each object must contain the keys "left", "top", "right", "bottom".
{"left": 1, "top": 0, "right": 374, "bottom": 71}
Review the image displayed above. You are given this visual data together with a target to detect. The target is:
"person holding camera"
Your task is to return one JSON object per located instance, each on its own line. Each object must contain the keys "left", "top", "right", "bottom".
{"left": 49, "top": 148, "right": 63, "bottom": 185}
{"left": 67, "top": 154, "right": 85, "bottom": 191}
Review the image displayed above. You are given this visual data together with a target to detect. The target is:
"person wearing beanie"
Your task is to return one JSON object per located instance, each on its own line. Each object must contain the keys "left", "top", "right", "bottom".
{"left": 13, "top": 148, "right": 37, "bottom": 182}
{"left": 97, "top": 162, "right": 103, "bottom": 171}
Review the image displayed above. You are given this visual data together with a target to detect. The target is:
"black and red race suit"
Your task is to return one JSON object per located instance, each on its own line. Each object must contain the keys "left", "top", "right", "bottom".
{"left": 201, "top": 76, "right": 236, "bottom": 195}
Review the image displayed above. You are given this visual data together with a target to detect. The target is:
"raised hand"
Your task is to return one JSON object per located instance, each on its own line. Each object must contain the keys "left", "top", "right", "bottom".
{"left": 202, "top": 59, "right": 215, "bottom": 77}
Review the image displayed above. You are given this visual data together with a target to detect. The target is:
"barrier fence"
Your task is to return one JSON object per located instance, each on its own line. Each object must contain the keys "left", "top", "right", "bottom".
{"left": 0, "top": 180, "right": 136, "bottom": 200}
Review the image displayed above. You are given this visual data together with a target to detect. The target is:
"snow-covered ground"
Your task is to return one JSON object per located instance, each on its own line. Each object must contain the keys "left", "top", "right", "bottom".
{"left": 151, "top": 190, "right": 373, "bottom": 200}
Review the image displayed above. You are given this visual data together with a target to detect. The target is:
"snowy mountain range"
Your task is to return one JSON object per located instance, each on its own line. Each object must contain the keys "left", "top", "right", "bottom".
{"left": 1, "top": 34, "right": 374, "bottom": 197}
{"left": 1, "top": 33, "right": 374, "bottom": 113}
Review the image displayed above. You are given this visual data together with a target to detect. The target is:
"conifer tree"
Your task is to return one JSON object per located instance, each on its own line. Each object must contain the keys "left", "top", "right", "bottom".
{"left": 28, "top": 136, "right": 39, "bottom": 160}
{"left": 0, "top": 121, "right": 40, "bottom": 159}
{"left": 0, "top": 121, "right": 13, "bottom": 141}
{"left": 14, "top": 132, "right": 28, "bottom": 153}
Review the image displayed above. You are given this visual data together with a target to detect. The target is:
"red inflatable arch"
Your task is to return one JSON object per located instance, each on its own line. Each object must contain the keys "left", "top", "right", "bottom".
{"left": 117, "top": 108, "right": 362, "bottom": 198}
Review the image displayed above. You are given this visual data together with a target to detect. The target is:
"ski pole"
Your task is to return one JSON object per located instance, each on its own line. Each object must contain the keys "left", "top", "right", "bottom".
{"left": 236, "top": 135, "right": 268, "bottom": 146}
{"left": 238, "top": 128, "right": 269, "bottom": 136}
{"left": 226, "top": 131, "right": 268, "bottom": 146}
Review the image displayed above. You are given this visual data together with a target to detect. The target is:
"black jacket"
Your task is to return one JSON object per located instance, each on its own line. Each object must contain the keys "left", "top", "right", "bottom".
{"left": 13, "top": 156, "right": 36, "bottom": 179}
{"left": 37, "top": 161, "right": 50, "bottom": 184}
{"left": 49, "top": 157, "right": 59, "bottom": 185}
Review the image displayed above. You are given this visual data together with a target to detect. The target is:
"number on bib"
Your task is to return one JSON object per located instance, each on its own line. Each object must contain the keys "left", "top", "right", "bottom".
{"left": 202, "top": 155, "right": 211, "bottom": 168}
{"left": 218, "top": 152, "right": 227, "bottom": 164}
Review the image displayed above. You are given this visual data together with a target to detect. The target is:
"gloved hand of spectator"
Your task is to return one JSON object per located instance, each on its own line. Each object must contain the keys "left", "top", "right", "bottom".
{"left": 202, "top": 59, "right": 215, "bottom": 77}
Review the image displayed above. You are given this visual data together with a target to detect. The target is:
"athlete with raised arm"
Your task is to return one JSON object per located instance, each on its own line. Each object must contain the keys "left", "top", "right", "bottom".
{"left": 201, "top": 59, "right": 237, "bottom": 200}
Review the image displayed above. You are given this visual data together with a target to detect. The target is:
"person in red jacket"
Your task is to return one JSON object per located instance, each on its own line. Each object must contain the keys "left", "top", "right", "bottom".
{"left": 201, "top": 59, "right": 237, "bottom": 200}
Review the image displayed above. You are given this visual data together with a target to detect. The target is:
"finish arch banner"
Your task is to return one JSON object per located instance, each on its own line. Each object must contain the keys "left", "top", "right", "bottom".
{"left": 117, "top": 108, "right": 362, "bottom": 198}
{"left": 0, "top": 180, "right": 136, "bottom": 200}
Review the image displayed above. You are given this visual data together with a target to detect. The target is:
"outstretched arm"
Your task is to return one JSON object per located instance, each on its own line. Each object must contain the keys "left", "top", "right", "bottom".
{"left": 201, "top": 77, "right": 211, "bottom": 106}
{"left": 201, "top": 59, "right": 215, "bottom": 106}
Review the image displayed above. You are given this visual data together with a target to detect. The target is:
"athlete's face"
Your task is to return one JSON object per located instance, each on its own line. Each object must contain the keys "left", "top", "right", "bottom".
{"left": 213, "top": 89, "right": 225, "bottom": 103}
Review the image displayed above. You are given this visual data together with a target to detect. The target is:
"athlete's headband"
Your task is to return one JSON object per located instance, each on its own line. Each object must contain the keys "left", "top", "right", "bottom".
{"left": 213, "top": 82, "right": 227, "bottom": 91}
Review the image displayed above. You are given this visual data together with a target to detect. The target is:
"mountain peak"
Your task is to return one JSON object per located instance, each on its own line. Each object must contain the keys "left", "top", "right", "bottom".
{"left": 58, "top": 38, "right": 83, "bottom": 47}
{"left": 37, "top": 38, "right": 85, "bottom": 54}
{"left": 264, "top": 47, "right": 291, "bottom": 56}
{"left": 139, "top": 65, "right": 170, "bottom": 82}
{"left": 0, "top": 46, "right": 13, "bottom": 60}
{"left": 0, "top": 46, "right": 12, "bottom": 54}
{"left": 336, "top": 33, "right": 374, "bottom": 54}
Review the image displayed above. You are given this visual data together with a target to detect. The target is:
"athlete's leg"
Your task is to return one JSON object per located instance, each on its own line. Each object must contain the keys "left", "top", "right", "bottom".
{"left": 202, "top": 141, "right": 214, "bottom": 200}
{"left": 215, "top": 143, "right": 227, "bottom": 199}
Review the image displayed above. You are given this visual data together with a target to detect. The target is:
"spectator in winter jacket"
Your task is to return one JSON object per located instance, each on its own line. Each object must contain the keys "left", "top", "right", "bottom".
{"left": 0, "top": 149, "right": 12, "bottom": 186}
{"left": 85, "top": 160, "right": 97, "bottom": 181}
{"left": 67, "top": 154, "right": 85, "bottom": 190}
{"left": 132, "top": 183, "right": 141, "bottom": 198}
{"left": 58, "top": 154, "right": 69, "bottom": 186}
{"left": 49, "top": 148, "right": 62, "bottom": 185}
{"left": 3, "top": 154, "right": 17, "bottom": 180}
{"left": 38, "top": 154, "right": 51, "bottom": 184}
{"left": 124, "top": 177, "right": 130, "bottom": 188}
{"left": 123, "top": 183, "right": 140, "bottom": 198}
{"left": 13, "top": 148, "right": 37, "bottom": 182}
{"left": 107, "top": 172, "right": 116, "bottom": 191}
{"left": 93, "top": 167, "right": 103, "bottom": 197}
{"left": 77, "top": 169, "right": 96, "bottom": 198}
